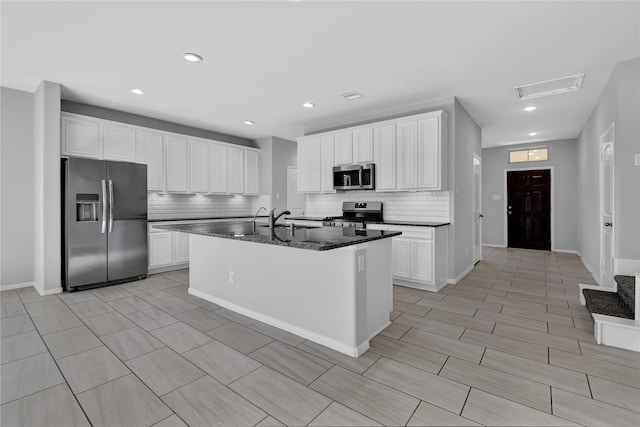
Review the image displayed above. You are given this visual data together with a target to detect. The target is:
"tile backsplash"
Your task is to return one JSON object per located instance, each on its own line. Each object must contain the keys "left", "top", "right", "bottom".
{"left": 305, "top": 191, "right": 450, "bottom": 222}
{"left": 148, "top": 193, "right": 258, "bottom": 220}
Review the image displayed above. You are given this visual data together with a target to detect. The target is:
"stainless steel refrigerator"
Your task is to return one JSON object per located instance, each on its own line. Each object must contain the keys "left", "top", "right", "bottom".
{"left": 62, "top": 157, "right": 148, "bottom": 291}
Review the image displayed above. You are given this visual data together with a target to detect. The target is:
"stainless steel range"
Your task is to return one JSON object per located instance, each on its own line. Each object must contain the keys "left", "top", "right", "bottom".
{"left": 322, "top": 202, "right": 383, "bottom": 229}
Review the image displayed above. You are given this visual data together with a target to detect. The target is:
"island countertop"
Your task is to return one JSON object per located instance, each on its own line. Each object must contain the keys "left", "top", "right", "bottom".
{"left": 155, "top": 221, "right": 401, "bottom": 251}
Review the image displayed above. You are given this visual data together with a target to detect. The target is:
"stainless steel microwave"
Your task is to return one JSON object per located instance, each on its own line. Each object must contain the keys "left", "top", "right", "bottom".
{"left": 333, "top": 164, "right": 375, "bottom": 191}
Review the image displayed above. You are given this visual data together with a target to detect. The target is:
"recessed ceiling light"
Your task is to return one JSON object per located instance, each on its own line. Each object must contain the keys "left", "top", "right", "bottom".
{"left": 524, "top": 106, "right": 537, "bottom": 112}
{"left": 528, "top": 132, "right": 538, "bottom": 136}
{"left": 515, "top": 73, "right": 585, "bottom": 100}
{"left": 130, "top": 88, "right": 144, "bottom": 95}
{"left": 182, "top": 53, "right": 203, "bottom": 62}
{"left": 340, "top": 90, "right": 362, "bottom": 101}
{"left": 302, "top": 102, "right": 315, "bottom": 108}
{"left": 244, "top": 120, "right": 255, "bottom": 126}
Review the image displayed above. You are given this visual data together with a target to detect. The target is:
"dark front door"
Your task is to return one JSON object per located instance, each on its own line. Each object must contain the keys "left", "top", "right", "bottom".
{"left": 507, "top": 169, "right": 551, "bottom": 250}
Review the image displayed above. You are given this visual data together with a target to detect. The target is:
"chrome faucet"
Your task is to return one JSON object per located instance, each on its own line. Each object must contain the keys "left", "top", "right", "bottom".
{"left": 269, "top": 208, "right": 291, "bottom": 238}
{"left": 252, "top": 206, "right": 266, "bottom": 232}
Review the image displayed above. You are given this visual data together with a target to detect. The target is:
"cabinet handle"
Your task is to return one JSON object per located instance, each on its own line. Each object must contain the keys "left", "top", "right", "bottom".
{"left": 604, "top": 222, "right": 612, "bottom": 227}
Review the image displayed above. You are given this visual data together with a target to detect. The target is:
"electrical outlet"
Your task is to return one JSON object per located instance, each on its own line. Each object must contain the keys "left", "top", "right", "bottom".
{"left": 229, "top": 271, "right": 235, "bottom": 283}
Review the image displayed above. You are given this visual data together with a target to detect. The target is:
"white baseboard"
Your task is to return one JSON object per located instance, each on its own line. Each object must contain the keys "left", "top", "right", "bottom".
{"left": 553, "top": 249, "right": 579, "bottom": 254}
{"left": 395, "top": 278, "right": 447, "bottom": 293}
{"left": 32, "top": 282, "right": 63, "bottom": 296}
{"left": 148, "top": 263, "right": 189, "bottom": 275}
{"left": 578, "top": 254, "right": 601, "bottom": 286}
{"left": 446, "top": 264, "right": 474, "bottom": 285}
{"left": 482, "top": 244, "right": 507, "bottom": 248}
{"left": 0, "top": 281, "right": 36, "bottom": 292}
{"left": 615, "top": 258, "right": 640, "bottom": 276}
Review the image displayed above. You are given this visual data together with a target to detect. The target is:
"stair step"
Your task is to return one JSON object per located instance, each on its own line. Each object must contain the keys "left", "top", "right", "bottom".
{"left": 614, "top": 275, "right": 636, "bottom": 312}
{"left": 582, "top": 289, "right": 634, "bottom": 319}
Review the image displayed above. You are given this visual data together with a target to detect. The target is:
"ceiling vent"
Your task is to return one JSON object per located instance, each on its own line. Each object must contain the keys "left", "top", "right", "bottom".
{"left": 340, "top": 90, "right": 363, "bottom": 101}
{"left": 514, "top": 74, "right": 585, "bottom": 100}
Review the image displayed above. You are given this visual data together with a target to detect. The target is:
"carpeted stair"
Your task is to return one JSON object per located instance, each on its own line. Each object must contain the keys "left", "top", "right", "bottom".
{"left": 582, "top": 275, "right": 636, "bottom": 320}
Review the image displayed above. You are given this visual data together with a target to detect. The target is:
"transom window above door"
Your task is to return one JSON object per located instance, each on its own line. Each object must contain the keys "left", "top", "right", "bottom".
{"left": 509, "top": 147, "right": 549, "bottom": 163}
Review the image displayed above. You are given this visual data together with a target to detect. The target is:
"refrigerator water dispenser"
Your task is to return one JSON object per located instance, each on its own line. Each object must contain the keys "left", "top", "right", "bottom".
{"left": 76, "top": 194, "right": 99, "bottom": 221}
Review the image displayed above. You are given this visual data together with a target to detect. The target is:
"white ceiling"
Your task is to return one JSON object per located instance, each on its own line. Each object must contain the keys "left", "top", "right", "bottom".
{"left": 2, "top": 1, "right": 638, "bottom": 147}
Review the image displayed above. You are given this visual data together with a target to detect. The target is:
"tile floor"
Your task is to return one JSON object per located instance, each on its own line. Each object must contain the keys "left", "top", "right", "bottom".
{"left": 1, "top": 247, "right": 639, "bottom": 426}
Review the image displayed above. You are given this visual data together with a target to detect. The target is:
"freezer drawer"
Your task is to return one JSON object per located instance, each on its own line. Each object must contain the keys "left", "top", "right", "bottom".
{"left": 108, "top": 219, "right": 148, "bottom": 282}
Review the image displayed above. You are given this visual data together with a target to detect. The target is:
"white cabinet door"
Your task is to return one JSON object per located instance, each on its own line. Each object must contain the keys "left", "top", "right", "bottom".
{"left": 297, "top": 135, "right": 321, "bottom": 193}
{"left": 392, "top": 238, "right": 411, "bottom": 279}
{"left": 136, "top": 130, "right": 165, "bottom": 192}
{"left": 418, "top": 114, "right": 442, "bottom": 190}
{"left": 209, "top": 142, "right": 228, "bottom": 194}
{"left": 374, "top": 124, "right": 397, "bottom": 191}
{"left": 353, "top": 127, "right": 374, "bottom": 163}
{"left": 244, "top": 149, "right": 260, "bottom": 195}
{"left": 228, "top": 146, "right": 245, "bottom": 194}
{"left": 149, "top": 232, "right": 173, "bottom": 268}
{"left": 334, "top": 131, "right": 353, "bottom": 165}
{"left": 320, "top": 134, "right": 335, "bottom": 193}
{"left": 61, "top": 114, "right": 100, "bottom": 158}
{"left": 102, "top": 123, "right": 136, "bottom": 162}
{"left": 166, "top": 135, "right": 189, "bottom": 193}
{"left": 189, "top": 139, "right": 209, "bottom": 193}
{"left": 174, "top": 232, "right": 190, "bottom": 264}
{"left": 397, "top": 120, "right": 419, "bottom": 190}
{"left": 411, "top": 239, "right": 434, "bottom": 284}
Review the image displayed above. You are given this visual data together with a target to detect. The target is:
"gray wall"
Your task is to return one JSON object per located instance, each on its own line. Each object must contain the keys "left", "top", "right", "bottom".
{"left": 577, "top": 57, "right": 640, "bottom": 275}
{"left": 481, "top": 139, "right": 578, "bottom": 252}
{"left": 255, "top": 136, "right": 297, "bottom": 213}
{"left": 1, "top": 87, "right": 35, "bottom": 287}
{"left": 62, "top": 100, "right": 257, "bottom": 148}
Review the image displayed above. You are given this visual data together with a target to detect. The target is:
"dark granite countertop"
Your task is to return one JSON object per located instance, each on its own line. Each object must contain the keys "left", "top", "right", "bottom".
{"left": 369, "top": 221, "right": 450, "bottom": 227}
{"left": 285, "top": 216, "right": 325, "bottom": 221}
{"left": 148, "top": 216, "right": 268, "bottom": 223}
{"left": 155, "top": 221, "right": 401, "bottom": 251}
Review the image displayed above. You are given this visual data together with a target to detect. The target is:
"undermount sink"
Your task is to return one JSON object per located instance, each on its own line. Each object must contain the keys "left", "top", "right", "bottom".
{"left": 256, "top": 224, "right": 319, "bottom": 230}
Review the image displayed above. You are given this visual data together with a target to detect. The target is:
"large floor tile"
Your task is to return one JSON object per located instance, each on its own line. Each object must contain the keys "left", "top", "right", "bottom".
{"left": 57, "top": 346, "right": 130, "bottom": 394}
{"left": 500, "top": 305, "right": 574, "bottom": 326}
{"left": 0, "top": 314, "right": 35, "bottom": 338}
{"left": 297, "top": 340, "right": 380, "bottom": 374}
{"left": 31, "top": 309, "right": 84, "bottom": 335}
{"left": 107, "top": 295, "right": 153, "bottom": 314}
{"left": 379, "top": 322, "right": 411, "bottom": 339}
{"left": 127, "top": 347, "right": 205, "bottom": 396}
{"left": 42, "top": 325, "right": 103, "bottom": 359}
{"left": 551, "top": 387, "right": 639, "bottom": 426}
{"left": 480, "top": 348, "right": 590, "bottom": 396}
{"left": 174, "top": 308, "right": 228, "bottom": 332}
{"left": 125, "top": 307, "right": 178, "bottom": 331}
{"left": 425, "top": 308, "right": 495, "bottom": 333}
{"left": 473, "top": 309, "right": 548, "bottom": 332}
{"left": 415, "top": 298, "right": 478, "bottom": 316}
{"left": 0, "top": 289, "right": 20, "bottom": 304}
{"left": 249, "top": 341, "right": 332, "bottom": 385}
{"left": 440, "top": 357, "right": 552, "bottom": 413}
{"left": 461, "top": 388, "right": 576, "bottom": 426}
{"left": 214, "top": 307, "right": 259, "bottom": 326}
{"left": 394, "top": 312, "right": 465, "bottom": 339}
{"left": 1, "top": 353, "right": 65, "bottom": 404}
{"left": 58, "top": 290, "right": 98, "bottom": 305}
{"left": 15, "top": 287, "right": 57, "bottom": 304}
{"left": 77, "top": 374, "right": 172, "bottom": 427}
{"left": 549, "top": 348, "right": 640, "bottom": 388}
{"left": 130, "top": 288, "right": 173, "bottom": 302}
{"left": 151, "top": 321, "right": 213, "bottom": 353}
{"left": 24, "top": 298, "right": 68, "bottom": 318}
{"left": 547, "top": 323, "right": 597, "bottom": 343}
{"left": 368, "top": 335, "right": 446, "bottom": 374}
{"left": 152, "top": 414, "right": 189, "bottom": 427}
{"left": 102, "top": 326, "right": 165, "bottom": 360}
{"left": 589, "top": 375, "right": 640, "bottom": 413}
{"left": 493, "top": 323, "right": 581, "bottom": 354}
{"left": 91, "top": 285, "right": 133, "bottom": 302}
{"left": 68, "top": 299, "right": 114, "bottom": 319}
{"left": 460, "top": 329, "right": 549, "bottom": 363}
{"left": 1, "top": 302, "right": 27, "bottom": 318}
{"left": 1, "top": 383, "right": 90, "bottom": 427}
{"left": 578, "top": 341, "right": 640, "bottom": 369}
{"left": 183, "top": 340, "right": 261, "bottom": 385}
{"left": 162, "top": 376, "right": 266, "bottom": 427}
{"left": 401, "top": 328, "right": 485, "bottom": 363}
{"left": 150, "top": 296, "right": 198, "bottom": 316}
{"left": 308, "top": 401, "right": 382, "bottom": 426}
{"left": 407, "top": 401, "right": 480, "bottom": 426}
{"left": 230, "top": 366, "right": 331, "bottom": 426}
{"left": 206, "top": 322, "right": 272, "bottom": 354}
{"left": 442, "top": 294, "right": 503, "bottom": 312}
{"left": 364, "top": 357, "right": 470, "bottom": 414}
{"left": 1, "top": 330, "right": 47, "bottom": 363}
{"left": 83, "top": 310, "right": 136, "bottom": 336}
{"left": 249, "top": 321, "right": 306, "bottom": 347}
{"left": 310, "top": 365, "right": 419, "bottom": 426}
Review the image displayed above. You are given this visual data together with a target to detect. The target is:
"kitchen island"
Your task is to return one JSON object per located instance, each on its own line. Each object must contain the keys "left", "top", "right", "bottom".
{"left": 156, "top": 221, "right": 401, "bottom": 356}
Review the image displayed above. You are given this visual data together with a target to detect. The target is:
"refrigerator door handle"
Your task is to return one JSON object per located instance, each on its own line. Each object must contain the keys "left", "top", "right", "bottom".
{"left": 101, "top": 179, "right": 108, "bottom": 234}
{"left": 108, "top": 180, "right": 114, "bottom": 233}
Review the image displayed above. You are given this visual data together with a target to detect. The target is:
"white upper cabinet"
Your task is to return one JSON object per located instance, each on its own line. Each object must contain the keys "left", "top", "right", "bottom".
{"left": 102, "top": 122, "right": 136, "bottom": 162}
{"left": 166, "top": 135, "right": 189, "bottom": 193}
{"left": 374, "top": 124, "right": 396, "bottom": 191}
{"left": 334, "top": 131, "right": 353, "bottom": 165}
{"left": 244, "top": 148, "right": 260, "bottom": 195}
{"left": 397, "top": 119, "right": 419, "bottom": 190}
{"left": 189, "top": 139, "right": 209, "bottom": 193}
{"left": 209, "top": 142, "right": 228, "bottom": 194}
{"left": 418, "top": 113, "right": 446, "bottom": 190}
{"left": 297, "top": 135, "right": 322, "bottom": 193}
{"left": 320, "top": 134, "right": 335, "bottom": 193}
{"left": 136, "top": 129, "right": 164, "bottom": 192}
{"left": 353, "top": 127, "right": 374, "bottom": 163}
{"left": 228, "top": 146, "right": 245, "bottom": 194}
{"left": 61, "top": 113, "right": 100, "bottom": 158}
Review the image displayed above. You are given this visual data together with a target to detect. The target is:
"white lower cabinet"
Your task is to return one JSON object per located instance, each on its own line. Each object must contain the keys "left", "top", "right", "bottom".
{"left": 148, "top": 231, "right": 174, "bottom": 268}
{"left": 174, "top": 232, "right": 190, "bottom": 264}
{"left": 367, "top": 224, "right": 447, "bottom": 292}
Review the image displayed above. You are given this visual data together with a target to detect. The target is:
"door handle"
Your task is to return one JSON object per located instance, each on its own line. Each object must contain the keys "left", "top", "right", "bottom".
{"left": 507, "top": 211, "right": 512, "bottom": 215}
{"left": 479, "top": 214, "right": 484, "bottom": 218}
{"left": 101, "top": 180, "right": 107, "bottom": 234}
{"left": 604, "top": 222, "right": 612, "bottom": 227}
{"left": 108, "top": 180, "right": 114, "bottom": 233}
